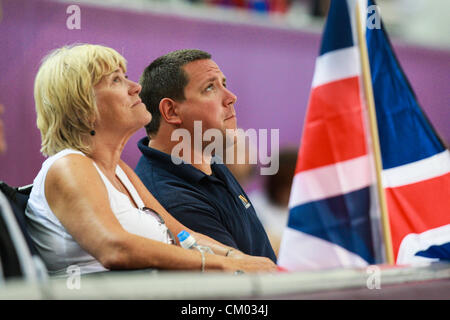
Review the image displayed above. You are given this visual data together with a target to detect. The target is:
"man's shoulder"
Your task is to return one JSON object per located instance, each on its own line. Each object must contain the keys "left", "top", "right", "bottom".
{"left": 135, "top": 160, "right": 212, "bottom": 206}
{"left": 154, "top": 182, "right": 221, "bottom": 218}
{"left": 136, "top": 156, "right": 185, "bottom": 190}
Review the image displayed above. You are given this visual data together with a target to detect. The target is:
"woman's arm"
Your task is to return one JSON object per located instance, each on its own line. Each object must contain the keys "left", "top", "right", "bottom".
{"left": 46, "top": 155, "right": 275, "bottom": 272}
{"left": 118, "top": 160, "right": 244, "bottom": 256}
{"left": 45, "top": 154, "right": 211, "bottom": 270}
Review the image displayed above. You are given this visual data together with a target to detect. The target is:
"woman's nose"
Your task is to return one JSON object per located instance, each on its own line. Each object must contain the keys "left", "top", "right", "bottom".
{"left": 129, "top": 80, "right": 142, "bottom": 95}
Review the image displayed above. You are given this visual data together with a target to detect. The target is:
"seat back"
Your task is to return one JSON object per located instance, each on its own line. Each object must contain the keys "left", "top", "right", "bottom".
{"left": 0, "top": 181, "right": 47, "bottom": 283}
{"left": 0, "top": 182, "right": 35, "bottom": 254}
{"left": 0, "top": 182, "right": 32, "bottom": 213}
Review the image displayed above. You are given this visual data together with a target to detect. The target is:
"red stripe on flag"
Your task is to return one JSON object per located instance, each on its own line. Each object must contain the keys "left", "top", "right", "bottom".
{"left": 296, "top": 77, "right": 367, "bottom": 173}
{"left": 385, "top": 172, "right": 450, "bottom": 260}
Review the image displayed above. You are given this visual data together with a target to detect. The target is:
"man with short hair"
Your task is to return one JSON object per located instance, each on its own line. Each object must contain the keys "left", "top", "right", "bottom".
{"left": 135, "top": 50, "right": 276, "bottom": 262}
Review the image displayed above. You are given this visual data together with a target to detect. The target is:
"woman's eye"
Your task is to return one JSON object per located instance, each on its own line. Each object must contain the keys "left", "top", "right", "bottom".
{"left": 205, "top": 84, "right": 214, "bottom": 91}
{"left": 113, "top": 77, "right": 121, "bottom": 83}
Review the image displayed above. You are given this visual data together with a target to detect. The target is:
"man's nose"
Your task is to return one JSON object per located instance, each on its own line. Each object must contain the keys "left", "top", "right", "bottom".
{"left": 224, "top": 87, "right": 237, "bottom": 108}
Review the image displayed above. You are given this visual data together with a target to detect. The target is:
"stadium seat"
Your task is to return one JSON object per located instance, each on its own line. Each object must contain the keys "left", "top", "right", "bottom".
{"left": 0, "top": 181, "right": 48, "bottom": 283}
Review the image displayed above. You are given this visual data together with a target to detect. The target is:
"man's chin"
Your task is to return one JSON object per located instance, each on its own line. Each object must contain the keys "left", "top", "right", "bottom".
{"left": 225, "top": 121, "right": 237, "bottom": 132}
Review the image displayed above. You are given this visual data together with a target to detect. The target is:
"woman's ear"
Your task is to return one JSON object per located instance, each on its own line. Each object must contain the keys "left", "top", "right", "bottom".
{"left": 159, "top": 98, "right": 182, "bottom": 126}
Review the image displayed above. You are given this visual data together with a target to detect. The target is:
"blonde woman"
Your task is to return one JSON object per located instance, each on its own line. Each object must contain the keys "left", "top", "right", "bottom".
{"left": 25, "top": 44, "right": 276, "bottom": 276}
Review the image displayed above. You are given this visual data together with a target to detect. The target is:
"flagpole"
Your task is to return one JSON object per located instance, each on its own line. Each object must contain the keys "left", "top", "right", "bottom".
{"left": 355, "top": 1, "right": 394, "bottom": 265}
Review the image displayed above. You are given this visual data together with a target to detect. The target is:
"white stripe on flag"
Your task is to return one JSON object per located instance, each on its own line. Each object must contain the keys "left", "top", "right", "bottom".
{"left": 289, "top": 155, "right": 373, "bottom": 209}
{"left": 277, "top": 227, "right": 369, "bottom": 271}
{"left": 312, "top": 46, "right": 361, "bottom": 88}
{"left": 382, "top": 150, "right": 450, "bottom": 188}
{"left": 397, "top": 224, "right": 450, "bottom": 265}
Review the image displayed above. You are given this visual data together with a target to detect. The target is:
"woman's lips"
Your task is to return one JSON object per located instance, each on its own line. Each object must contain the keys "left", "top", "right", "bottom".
{"left": 132, "top": 100, "right": 142, "bottom": 107}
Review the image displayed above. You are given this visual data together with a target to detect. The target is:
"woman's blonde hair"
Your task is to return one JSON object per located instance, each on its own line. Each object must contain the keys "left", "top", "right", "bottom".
{"left": 34, "top": 44, "right": 127, "bottom": 156}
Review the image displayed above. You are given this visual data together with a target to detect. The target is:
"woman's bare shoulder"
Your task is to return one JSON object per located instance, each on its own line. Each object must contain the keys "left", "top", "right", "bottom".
{"left": 45, "top": 153, "right": 101, "bottom": 193}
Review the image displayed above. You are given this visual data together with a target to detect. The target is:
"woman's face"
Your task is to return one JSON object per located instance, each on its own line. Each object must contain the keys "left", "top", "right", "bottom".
{"left": 93, "top": 68, "right": 151, "bottom": 136}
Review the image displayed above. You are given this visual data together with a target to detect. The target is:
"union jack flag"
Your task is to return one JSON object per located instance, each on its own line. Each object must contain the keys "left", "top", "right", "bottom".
{"left": 277, "top": 0, "right": 450, "bottom": 271}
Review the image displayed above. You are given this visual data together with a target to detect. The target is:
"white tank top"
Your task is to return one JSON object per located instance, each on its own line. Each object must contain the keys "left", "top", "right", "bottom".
{"left": 25, "top": 149, "right": 172, "bottom": 276}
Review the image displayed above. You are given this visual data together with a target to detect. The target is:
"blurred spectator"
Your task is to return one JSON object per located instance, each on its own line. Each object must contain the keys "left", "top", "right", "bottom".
{"left": 0, "top": 104, "right": 5, "bottom": 153}
{"left": 310, "top": 0, "right": 330, "bottom": 17}
{"left": 189, "top": 0, "right": 292, "bottom": 14}
{"left": 249, "top": 148, "right": 297, "bottom": 256}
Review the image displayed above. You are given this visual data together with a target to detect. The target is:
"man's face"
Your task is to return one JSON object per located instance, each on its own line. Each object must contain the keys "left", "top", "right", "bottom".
{"left": 176, "top": 59, "right": 237, "bottom": 138}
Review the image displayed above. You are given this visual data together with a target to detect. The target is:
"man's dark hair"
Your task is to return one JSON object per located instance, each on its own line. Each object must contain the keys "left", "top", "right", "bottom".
{"left": 139, "top": 49, "right": 212, "bottom": 137}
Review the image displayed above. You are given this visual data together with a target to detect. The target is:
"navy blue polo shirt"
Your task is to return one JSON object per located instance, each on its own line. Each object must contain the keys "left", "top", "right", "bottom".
{"left": 135, "top": 137, "right": 276, "bottom": 262}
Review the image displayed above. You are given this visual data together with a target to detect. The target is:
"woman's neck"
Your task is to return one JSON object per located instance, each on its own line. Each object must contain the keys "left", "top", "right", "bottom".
{"left": 88, "top": 133, "right": 128, "bottom": 176}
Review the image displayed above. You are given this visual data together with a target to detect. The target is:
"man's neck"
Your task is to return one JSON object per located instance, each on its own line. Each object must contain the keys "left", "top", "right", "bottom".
{"left": 148, "top": 134, "right": 212, "bottom": 175}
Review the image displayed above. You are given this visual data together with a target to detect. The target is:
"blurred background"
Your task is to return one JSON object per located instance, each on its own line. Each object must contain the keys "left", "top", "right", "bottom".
{"left": 1, "top": 0, "right": 449, "bottom": 186}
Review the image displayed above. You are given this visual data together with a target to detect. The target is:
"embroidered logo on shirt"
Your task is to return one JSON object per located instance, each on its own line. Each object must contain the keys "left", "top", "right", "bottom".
{"left": 239, "top": 195, "right": 251, "bottom": 209}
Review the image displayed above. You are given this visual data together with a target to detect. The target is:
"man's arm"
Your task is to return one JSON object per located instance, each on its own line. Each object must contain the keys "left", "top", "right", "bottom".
{"left": 192, "top": 232, "right": 245, "bottom": 258}
{"left": 165, "top": 203, "right": 246, "bottom": 257}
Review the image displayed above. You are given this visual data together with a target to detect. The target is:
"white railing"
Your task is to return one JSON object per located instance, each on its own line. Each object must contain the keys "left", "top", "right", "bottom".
{"left": 1, "top": 262, "right": 449, "bottom": 299}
